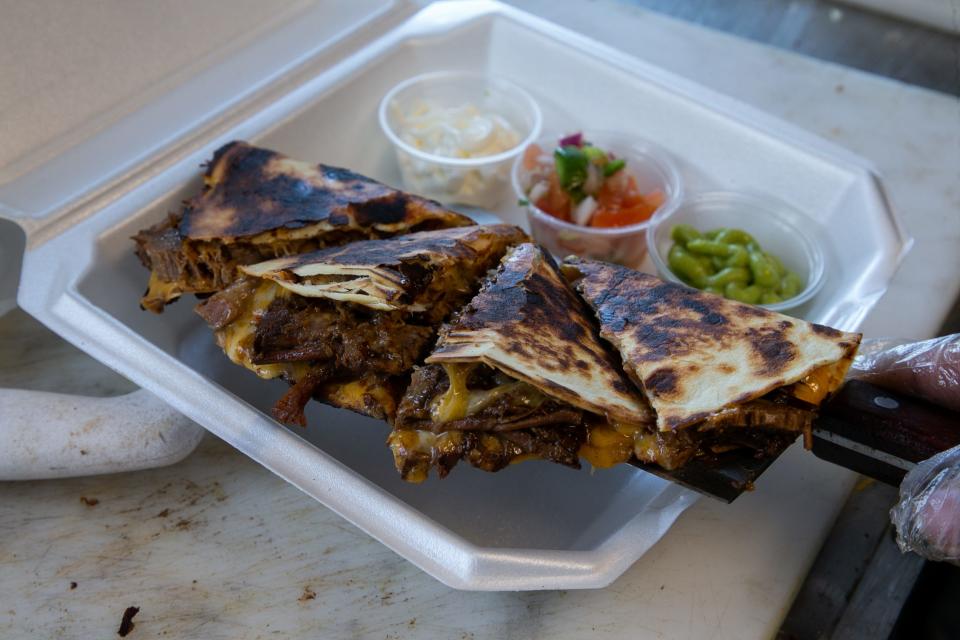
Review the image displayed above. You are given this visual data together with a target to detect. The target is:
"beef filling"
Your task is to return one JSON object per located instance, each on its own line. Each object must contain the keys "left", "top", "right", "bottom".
{"left": 135, "top": 213, "right": 377, "bottom": 312}
{"left": 391, "top": 363, "right": 815, "bottom": 480}
{"left": 252, "top": 295, "right": 435, "bottom": 376}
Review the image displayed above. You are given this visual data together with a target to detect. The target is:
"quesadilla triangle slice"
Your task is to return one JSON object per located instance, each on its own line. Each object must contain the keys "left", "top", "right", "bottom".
{"left": 134, "top": 140, "right": 472, "bottom": 312}
{"left": 195, "top": 224, "right": 528, "bottom": 426}
{"left": 390, "top": 243, "right": 656, "bottom": 483}
{"left": 562, "top": 257, "right": 862, "bottom": 471}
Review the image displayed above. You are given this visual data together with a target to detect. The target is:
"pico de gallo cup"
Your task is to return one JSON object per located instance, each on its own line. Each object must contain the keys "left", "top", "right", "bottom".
{"left": 511, "top": 131, "right": 682, "bottom": 268}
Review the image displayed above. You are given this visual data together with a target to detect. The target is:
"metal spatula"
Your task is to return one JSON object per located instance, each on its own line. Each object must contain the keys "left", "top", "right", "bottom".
{"left": 631, "top": 380, "right": 960, "bottom": 502}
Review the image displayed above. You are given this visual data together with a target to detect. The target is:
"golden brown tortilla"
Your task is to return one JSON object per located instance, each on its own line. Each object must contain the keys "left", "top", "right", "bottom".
{"left": 564, "top": 257, "right": 861, "bottom": 432}
{"left": 182, "top": 141, "right": 472, "bottom": 241}
{"left": 240, "top": 224, "right": 528, "bottom": 315}
{"left": 134, "top": 141, "right": 473, "bottom": 311}
{"left": 427, "top": 244, "right": 655, "bottom": 426}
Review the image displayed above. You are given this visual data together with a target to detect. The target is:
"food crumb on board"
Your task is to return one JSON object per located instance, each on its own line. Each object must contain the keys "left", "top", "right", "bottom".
{"left": 298, "top": 586, "right": 317, "bottom": 602}
{"left": 80, "top": 496, "right": 99, "bottom": 507}
{"left": 117, "top": 606, "right": 140, "bottom": 637}
{"left": 69, "top": 582, "right": 78, "bottom": 590}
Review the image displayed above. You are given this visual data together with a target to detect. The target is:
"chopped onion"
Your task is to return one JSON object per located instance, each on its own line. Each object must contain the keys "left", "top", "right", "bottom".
{"left": 583, "top": 162, "right": 601, "bottom": 195}
{"left": 573, "top": 195, "right": 597, "bottom": 226}
{"left": 528, "top": 181, "right": 549, "bottom": 205}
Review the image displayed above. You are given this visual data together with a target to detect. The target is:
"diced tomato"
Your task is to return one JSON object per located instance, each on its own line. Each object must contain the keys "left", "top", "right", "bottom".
{"left": 589, "top": 174, "right": 661, "bottom": 228}
{"left": 535, "top": 171, "right": 572, "bottom": 221}
{"left": 590, "top": 205, "right": 650, "bottom": 227}
{"left": 522, "top": 143, "right": 544, "bottom": 171}
{"left": 644, "top": 189, "right": 665, "bottom": 209}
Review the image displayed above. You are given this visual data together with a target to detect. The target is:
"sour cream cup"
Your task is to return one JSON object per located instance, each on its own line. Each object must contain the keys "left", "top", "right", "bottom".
{"left": 379, "top": 71, "right": 542, "bottom": 209}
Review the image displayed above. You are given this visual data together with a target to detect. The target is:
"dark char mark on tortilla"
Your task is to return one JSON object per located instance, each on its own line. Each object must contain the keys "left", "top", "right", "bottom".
{"left": 584, "top": 269, "right": 734, "bottom": 364}
{"left": 644, "top": 367, "right": 680, "bottom": 400}
{"left": 811, "top": 322, "right": 843, "bottom": 338}
{"left": 179, "top": 142, "right": 454, "bottom": 239}
{"left": 575, "top": 263, "right": 818, "bottom": 384}
{"left": 745, "top": 321, "right": 798, "bottom": 376}
{"left": 456, "top": 246, "right": 618, "bottom": 377}
{"left": 279, "top": 226, "right": 482, "bottom": 270}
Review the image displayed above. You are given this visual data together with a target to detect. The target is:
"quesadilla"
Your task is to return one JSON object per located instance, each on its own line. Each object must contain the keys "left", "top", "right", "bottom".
{"left": 195, "top": 224, "right": 527, "bottom": 425}
{"left": 134, "top": 141, "right": 472, "bottom": 312}
{"left": 390, "top": 243, "right": 656, "bottom": 482}
{"left": 562, "top": 257, "right": 862, "bottom": 470}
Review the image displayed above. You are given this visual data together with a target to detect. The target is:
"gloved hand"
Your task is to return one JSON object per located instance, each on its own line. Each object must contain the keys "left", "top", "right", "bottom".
{"left": 848, "top": 333, "right": 960, "bottom": 563}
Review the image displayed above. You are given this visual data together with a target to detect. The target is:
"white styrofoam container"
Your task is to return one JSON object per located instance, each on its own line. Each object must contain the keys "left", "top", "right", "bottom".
{"left": 2, "top": 1, "right": 910, "bottom": 589}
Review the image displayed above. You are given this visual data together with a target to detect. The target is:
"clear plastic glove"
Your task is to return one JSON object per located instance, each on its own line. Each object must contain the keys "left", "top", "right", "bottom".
{"left": 849, "top": 333, "right": 960, "bottom": 563}
{"left": 889, "top": 444, "right": 960, "bottom": 562}
{"left": 848, "top": 334, "right": 960, "bottom": 412}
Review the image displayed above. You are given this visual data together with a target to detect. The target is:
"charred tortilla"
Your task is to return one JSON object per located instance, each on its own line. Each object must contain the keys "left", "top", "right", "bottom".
{"left": 563, "top": 257, "right": 861, "bottom": 469}
{"left": 196, "top": 224, "right": 527, "bottom": 425}
{"left": 134, "top": 141, "right": 472, "bottom": 312}
{"left": 390, "top": 243, "right": 655, "bottom": 482}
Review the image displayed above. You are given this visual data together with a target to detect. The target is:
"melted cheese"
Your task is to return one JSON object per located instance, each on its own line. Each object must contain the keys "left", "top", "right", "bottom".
{"left": 579, "top": 424, "right": 634, "bottom": 469}
{"left": 218, "top": 282, "right": 291, "bottom": 380}
{"left": 431, "top": 364, "right": 473, "bottom": 423}
{"left": 326, "top": 379, "right": 371, "bottom": 407}
{"left": 399, "top": 358, "right": 853, "bottom": 478}
{"left": 388, "top": 429, "right": 465, "bottom": 483}
{"left": 788, "top": 361, "right": 850, "bottom": 406}
{"left": 429, "top": 364, "right": 548, "bottom": 425}
{"left": 322, "top": 377, "right": 397, "bottom": 419}
{"left": 144, "top": 271, "right": 183, "bottom": 304}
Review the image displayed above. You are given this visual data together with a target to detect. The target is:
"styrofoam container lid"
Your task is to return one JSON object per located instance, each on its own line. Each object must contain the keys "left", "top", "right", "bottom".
{"left": 0, "top": 0, "right": 409, "bottom": 221}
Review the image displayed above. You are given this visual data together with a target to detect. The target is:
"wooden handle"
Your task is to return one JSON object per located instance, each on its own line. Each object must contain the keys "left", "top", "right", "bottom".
{"left": 812, "top": 380, "right": 960, "bottom": 486}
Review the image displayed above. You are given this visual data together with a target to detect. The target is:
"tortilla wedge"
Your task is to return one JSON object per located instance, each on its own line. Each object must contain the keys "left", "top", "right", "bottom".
{"left": 389, "top": 243, "right": 654, "bottom": 481}
{"left": 240, "top": 224, "right": 524, "bottom": 322}
{"left": 426, "top": 244, "right": 652, "bottom": 424}
{"left": 563, "top": 257, "right": 861, "bottom": 432}
{"left": 134, "top": 141, "right": 472, "bottom": 312}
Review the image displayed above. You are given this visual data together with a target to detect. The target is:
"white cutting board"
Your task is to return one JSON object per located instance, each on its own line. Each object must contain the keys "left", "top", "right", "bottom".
{"left": 1, "top": 1, "right": 958, "bottom": 638}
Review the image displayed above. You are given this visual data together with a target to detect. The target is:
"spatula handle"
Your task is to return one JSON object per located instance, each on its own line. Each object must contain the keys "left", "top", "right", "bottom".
{"left": 812, "top": 380, "right": 960, "bottom": 486}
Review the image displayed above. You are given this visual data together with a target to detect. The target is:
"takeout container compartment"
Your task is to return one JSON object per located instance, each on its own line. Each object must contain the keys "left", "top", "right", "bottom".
{"left": 512, "top": 131, "right": 681, "bottom": 269}
{"left": 379, "top": 70, "right": 542, "bottom": 208}
{"left": 2, "top": 1, "right": 911, "bottom": 590}
{"left": 647, "top": 191, "right": 826, "bottom": 312}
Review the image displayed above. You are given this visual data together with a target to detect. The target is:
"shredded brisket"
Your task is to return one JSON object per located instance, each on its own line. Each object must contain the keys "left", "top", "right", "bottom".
{"left": 392, "top": 363, "right": 818, "bottom": 480}
{"left": 252, "top": 295, "right": 434, "bottom": 376}
{"left": 134, "top": 213, "right": 369, "bottom": 312}
{"left": 194, "top": 277, "right": 260, "bottom": 329}
{"left": 271, "top": 365, "right": 337, "bottom": 427}
{"left": 390, "top": 423, "right": 587, "bottom": 481}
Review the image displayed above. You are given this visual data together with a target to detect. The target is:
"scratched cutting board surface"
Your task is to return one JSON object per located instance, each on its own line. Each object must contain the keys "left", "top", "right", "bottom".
{"left": 1, "top": 0, "right": 959, "bottom": 638}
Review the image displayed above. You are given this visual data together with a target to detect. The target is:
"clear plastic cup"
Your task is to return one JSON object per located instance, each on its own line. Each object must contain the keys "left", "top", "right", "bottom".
{"left": 378, "top": 71, "right": 542, "bottom": 209}
{"left": 646, "top": 191, "right": 826, "bottom": 311}
{"left": 511, "top": 131, "right": 682, "bottom": 269}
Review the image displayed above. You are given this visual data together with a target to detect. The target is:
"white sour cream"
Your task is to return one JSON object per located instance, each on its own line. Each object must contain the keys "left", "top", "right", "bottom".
{"left": 388, "top": 99, "right": 522, "bottom": 208}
